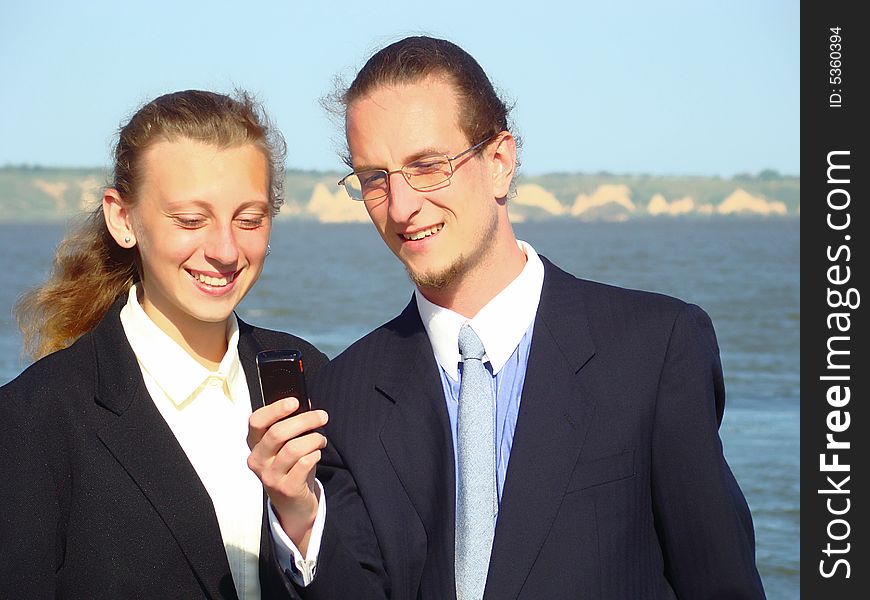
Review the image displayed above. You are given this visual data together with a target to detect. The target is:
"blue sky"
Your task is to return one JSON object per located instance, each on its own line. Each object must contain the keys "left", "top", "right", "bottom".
{"left": 0, "top": 0, "right": 799, "bottom": 177}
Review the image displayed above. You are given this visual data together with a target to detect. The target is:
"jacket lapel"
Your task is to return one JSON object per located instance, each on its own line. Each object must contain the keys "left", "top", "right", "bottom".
{"left": 93, "top": 302, "right": 238, "bottom": 599}
{"left": 237, "top": 320, "right": 266, "bottom": 412}
{"left": 376, "top": 300, "right": 457, "bottom": 597}
{"left": 485, "top": 259, "right": 597, "bottom": 600}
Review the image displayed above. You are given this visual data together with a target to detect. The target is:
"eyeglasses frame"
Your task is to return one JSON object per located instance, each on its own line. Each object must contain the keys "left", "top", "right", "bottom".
{"left": 337, "top": 133, "right": 500, "bottom": 202}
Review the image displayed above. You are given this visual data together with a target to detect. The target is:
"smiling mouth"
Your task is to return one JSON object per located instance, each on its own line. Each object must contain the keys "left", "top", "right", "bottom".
{"left": 187, "top": 269, "right": 238, "bottom": 288}
{"left": 401, "top": 224, "right": 443, "bottom": 241}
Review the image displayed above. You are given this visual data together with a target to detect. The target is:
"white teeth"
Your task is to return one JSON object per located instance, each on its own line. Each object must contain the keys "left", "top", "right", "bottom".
{"left": 403, "top": 224, "right": 443, "bottom": 241}
{"left": 192, "top": 271, "right": 235, "bottom": 287}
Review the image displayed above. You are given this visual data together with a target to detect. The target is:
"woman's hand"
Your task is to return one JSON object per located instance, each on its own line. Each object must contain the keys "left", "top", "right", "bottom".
{"left": 247, "top": 398, "right": 329, "bottom": 555}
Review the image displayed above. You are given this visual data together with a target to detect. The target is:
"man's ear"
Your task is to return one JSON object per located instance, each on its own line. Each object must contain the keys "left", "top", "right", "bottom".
{"left": 102, "top": 189, "right": 136, "bottom": 248}
{"left": 489, "top": 131, "right": 517, "bottom": 199}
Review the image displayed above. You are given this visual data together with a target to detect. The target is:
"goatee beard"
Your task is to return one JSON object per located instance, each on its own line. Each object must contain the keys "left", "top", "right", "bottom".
{"left": 407, "top": 255, "right": 466, "bottom": 290}
{"left": 404, "top": 207, "right": 500, "bottom": 292}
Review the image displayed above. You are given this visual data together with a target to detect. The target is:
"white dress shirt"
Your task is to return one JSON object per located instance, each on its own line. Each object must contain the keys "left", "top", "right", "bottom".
{"left": 119, "top": 286, "right": 326, "bottom": 591}
{"left": 120, "top": 286, "right": 264, "bottom": 599}
{"left": 414, "top": 240, "right": 544, "bottom": 379}
{"left": 416, "top": 240, "right": 545, "bottom": 500}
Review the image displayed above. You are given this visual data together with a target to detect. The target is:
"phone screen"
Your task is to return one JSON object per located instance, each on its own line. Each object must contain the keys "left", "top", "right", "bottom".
{"left": 256, "top": 349, "right": 310, "bottom": 413}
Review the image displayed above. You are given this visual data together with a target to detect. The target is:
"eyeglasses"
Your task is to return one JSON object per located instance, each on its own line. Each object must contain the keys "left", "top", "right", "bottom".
{"left": 337, "top": 134, "right": 498, "bottom": 202}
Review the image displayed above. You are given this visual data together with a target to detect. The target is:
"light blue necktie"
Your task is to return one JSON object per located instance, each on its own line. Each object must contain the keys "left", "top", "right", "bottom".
{"left": 455, "top": 324, "right": 496, "bottom": 600}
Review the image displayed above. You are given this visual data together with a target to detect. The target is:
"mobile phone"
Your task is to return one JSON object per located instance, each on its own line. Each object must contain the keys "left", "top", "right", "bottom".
{"left": 256, "top": 349, "right": 311, "bottom": 414}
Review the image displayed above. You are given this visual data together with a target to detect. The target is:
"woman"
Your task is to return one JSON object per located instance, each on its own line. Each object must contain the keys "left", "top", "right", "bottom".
{"left": 0, "top": 90, "right": 328, "bottom": 598}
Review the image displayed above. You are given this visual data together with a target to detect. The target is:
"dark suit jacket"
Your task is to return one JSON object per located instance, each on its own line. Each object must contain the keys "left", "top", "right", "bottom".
{"left": 0, "top": 299, "right": 327, "bottom": 599}
{"left": 299, "top": 257, "right": 765, "bottom": 600}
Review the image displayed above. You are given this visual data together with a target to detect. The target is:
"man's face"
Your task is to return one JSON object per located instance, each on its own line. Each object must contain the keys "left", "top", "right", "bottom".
{"left": 345, "top": 76, "right": 502, "bottom": 291}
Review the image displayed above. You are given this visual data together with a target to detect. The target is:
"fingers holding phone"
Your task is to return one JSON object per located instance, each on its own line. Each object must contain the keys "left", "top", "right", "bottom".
{"left": 247, "top": 349, "right": 328, "bottom": 549}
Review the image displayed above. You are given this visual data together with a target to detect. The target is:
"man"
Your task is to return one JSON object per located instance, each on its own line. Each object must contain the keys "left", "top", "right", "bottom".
{"left": 248, "top": 36, "right": 766, "bottom": 599}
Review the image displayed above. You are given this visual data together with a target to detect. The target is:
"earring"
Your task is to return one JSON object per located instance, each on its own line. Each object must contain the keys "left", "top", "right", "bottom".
{"left": 124, "top": 236, "right": 131, "bottom": 244}
{"left": 266, "top": 244, "right": 271, "bottom": 256}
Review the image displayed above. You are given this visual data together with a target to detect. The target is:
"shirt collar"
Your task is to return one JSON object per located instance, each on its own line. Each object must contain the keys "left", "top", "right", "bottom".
{"left": 415, "top": 240, "right": 544, "bottom": 381}
{"left": 119, "top": 285, "right": 243, "bottom": 407}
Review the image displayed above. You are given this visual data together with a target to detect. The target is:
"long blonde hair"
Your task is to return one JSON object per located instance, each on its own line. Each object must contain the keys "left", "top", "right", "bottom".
{"left": 15, "top": 90, "right": 286, "bottom": 359}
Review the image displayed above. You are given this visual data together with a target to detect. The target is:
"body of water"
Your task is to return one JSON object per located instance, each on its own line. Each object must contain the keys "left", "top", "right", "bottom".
{"left": 0, "top": 218, "right": 800, "bottom": 597}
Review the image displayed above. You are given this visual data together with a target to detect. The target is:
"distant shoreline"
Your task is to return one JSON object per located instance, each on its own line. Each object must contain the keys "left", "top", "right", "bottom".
{"left": 0, "top": 166, "right": 800, "bottom": 223}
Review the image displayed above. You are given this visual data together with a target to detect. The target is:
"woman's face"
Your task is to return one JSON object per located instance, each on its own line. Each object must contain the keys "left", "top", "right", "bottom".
{"left": 124, "top": 138, "right": 272, "bottom": 341}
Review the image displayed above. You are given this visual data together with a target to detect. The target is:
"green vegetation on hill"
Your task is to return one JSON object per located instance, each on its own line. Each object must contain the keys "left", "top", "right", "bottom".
{"left": 524, "top": 172, "right": 800, "bottom": 212}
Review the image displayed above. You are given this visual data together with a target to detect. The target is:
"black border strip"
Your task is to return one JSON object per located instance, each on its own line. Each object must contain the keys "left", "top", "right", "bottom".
{"left": 801, "top": 3, "right": 867, "bottom": 597}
